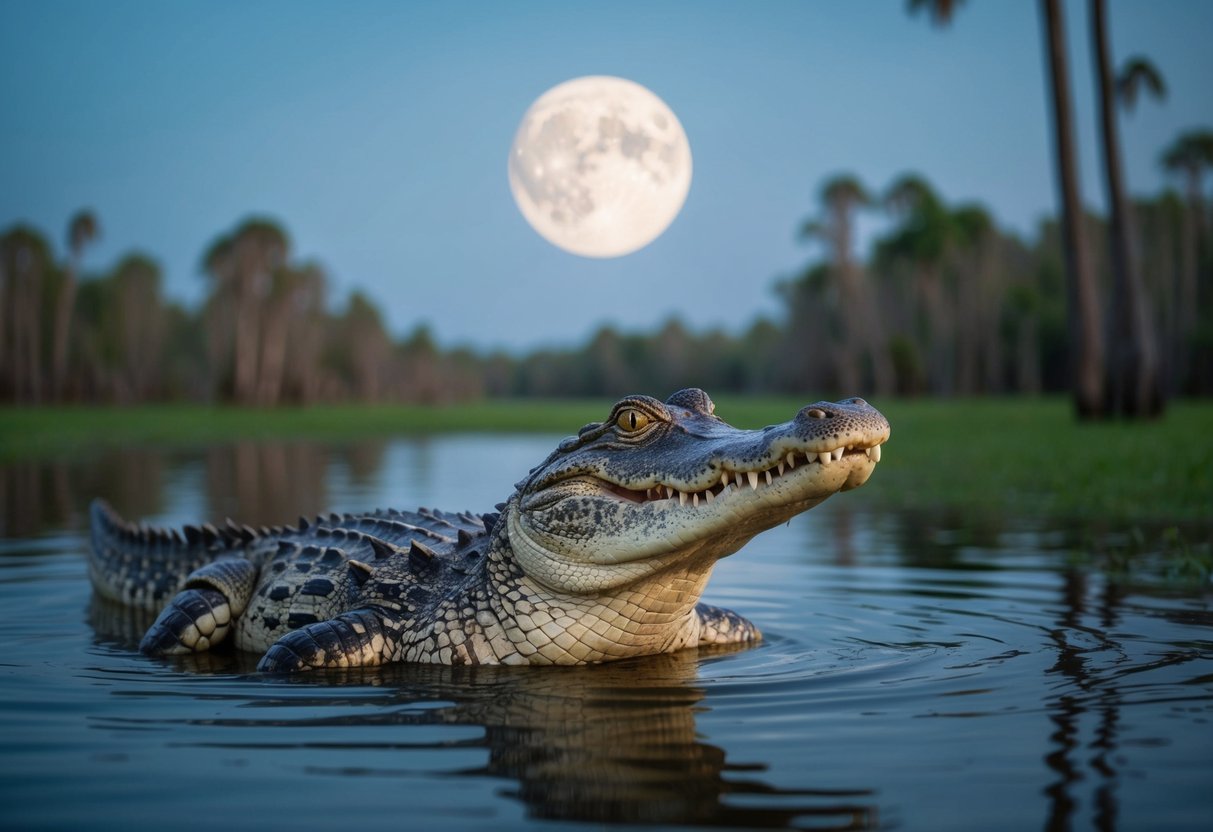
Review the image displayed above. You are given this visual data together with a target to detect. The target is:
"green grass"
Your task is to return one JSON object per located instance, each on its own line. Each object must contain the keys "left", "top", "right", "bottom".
{"left": 2, "top": 397, "right": 1211, "bottom": 525}
{"left": 0, "top": 400, "right": 611, "bottom": 456}
{"left": 867, "top": 398, "right": 1212, "bottom": 525}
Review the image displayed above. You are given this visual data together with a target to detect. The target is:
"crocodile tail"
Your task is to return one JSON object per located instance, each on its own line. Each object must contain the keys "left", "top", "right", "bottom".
{"left": 88, "top": 499, "right": 247, "bottom": 613}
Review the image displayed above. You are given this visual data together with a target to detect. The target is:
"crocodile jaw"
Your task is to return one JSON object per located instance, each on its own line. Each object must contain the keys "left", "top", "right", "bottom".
{"left": 512, "top": 447, "right": 880, "bottom": 593}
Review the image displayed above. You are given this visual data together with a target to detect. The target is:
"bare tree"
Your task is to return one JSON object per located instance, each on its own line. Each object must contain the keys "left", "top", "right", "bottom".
{"left": 281, "top": 263, "right": 327, "bottom": 404}
{"left": 110, "top": 254, "right": 165, "bottom": 402}
{"left": 52, "top": 210, "right": 99, "bottom": 400}
{"left": 0, "top": 228, "right": 53, "bottom": 403}
{"left": 341, "top": 291, "right": 393, "bottom": 402}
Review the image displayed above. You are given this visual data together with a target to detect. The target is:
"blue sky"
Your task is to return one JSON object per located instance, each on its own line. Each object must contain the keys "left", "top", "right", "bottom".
{"left": 2, "top": 1, "right": 1210, "bottom": 351}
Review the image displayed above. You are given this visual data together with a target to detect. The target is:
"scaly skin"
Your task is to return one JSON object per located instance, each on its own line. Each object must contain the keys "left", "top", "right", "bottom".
{"left": 89, "top": 388, "right": 889, "bottom": 671}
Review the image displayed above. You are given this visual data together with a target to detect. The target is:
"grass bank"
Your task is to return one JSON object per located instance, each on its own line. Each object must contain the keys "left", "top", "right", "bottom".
{"left": 2, "top": 397, "right": 1210, "bottom": 525}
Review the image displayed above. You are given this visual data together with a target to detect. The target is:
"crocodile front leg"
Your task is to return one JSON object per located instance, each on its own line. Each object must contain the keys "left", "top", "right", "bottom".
{"left": 256, "top": 608, "right": 402, "bottom": 672}
{"left": 140, "top": 559, "right": 258, "bottom": 655}
{"left": 694, "top": 603, "right": 762, "bottom": 646}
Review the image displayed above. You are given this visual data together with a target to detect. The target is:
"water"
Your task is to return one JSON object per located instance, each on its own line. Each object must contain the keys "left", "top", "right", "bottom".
{"left": 0, "top": 437, "right": 1210, "bottom": 831}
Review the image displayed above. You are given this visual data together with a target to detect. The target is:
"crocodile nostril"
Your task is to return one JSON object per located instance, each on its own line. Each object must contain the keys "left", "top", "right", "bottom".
{"left": 849, "top": 398, "right": 867, "bottom": 407}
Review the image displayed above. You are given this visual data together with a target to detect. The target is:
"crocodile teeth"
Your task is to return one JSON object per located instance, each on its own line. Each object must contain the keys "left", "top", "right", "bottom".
{"left": 692, "top": 492, "right": 699, "bottom": 507}
{"left": 786, "top": 452, "right": 796, "bottom": 469}
{"left": 747, "top": 471, "right": 759, "bottom": 490}
{"left": 777, "top": 461, "right": 785, "bottom": 476}
{"left": 735, "top": 472, "right": 744, "bottom": 487}
{"left": 869, "top": 444, "right": 882, "bottom": 463}
{"left": 720, "top": 472, "right": 731, "bottom": 489}
{"left": 818, "top": 451, "right": 832, "bottom": 465}
{"left": 764, "top": 470, "right": 773, "bottom": 485}
{"left": 679, "top": 491, "right": 687, "bottom": 506}
{"left": 665, "top": 486, "right": 675, "bottom": 500}
{"left": 832, "top": 447, "right": 843, "bottom": 461}
{"left": 704, "top": 489, "right": 714, "bottom": 503}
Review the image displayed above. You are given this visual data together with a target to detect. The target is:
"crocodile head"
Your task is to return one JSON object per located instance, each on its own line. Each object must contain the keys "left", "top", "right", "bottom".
{"left": 507, "top": 388, "right": 890, "bottom": 594}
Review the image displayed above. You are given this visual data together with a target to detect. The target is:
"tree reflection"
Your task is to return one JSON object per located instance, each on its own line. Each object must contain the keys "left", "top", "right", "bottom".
{"left": 205, "top": 440, "right": 335, "bottom": 527}
{"left": 0, "top": 440, "right": 389, "bottom": 538}
{"left": 0, "top": 448, "right": 167, "bottom": 538}
{"left": 1043, "top": 569, "right": 1123, "bottom": 832}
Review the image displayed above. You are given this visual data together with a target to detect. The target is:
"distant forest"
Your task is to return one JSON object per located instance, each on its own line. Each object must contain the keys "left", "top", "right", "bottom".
{"left": 2, "top": 157, "right": 1211, "bottom": 406}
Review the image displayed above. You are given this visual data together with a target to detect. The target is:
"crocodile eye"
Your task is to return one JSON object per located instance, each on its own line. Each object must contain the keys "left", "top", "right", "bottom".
{"left": 616, "top": 408, "right": 650, "bottom": 432}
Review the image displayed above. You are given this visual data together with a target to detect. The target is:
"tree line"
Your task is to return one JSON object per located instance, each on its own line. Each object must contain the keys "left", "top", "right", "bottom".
{"left": 2, "top": 131, "right": 1209, "bottom": 407}
{"left": 4, "top": 0, "right": 1209, "bottom": 414}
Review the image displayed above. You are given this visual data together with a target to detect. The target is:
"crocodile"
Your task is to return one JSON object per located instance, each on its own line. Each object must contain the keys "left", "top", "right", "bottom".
{"left": 89, "top": 388, "right": 889, "bottom": 671}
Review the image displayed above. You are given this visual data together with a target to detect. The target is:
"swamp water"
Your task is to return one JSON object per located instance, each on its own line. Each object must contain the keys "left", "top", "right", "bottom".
{"left": 0, "top": 436, "right": 1209, "bottom": 831}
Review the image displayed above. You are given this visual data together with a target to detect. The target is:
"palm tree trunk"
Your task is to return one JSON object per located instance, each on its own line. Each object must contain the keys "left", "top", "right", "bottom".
{"left": 1041, "top": 0, "right": 1105, "bottom": 418}
{"left": 233, "top": 278, "right": 260, "bottom": 405}
{"left": 1178, "top": 169, "right": 1200, "bottom": 352}
{"left": 979, "top": 255, "right": 1004, "bottom": 394}
{"left": 255, "top": 294, "right": 289, "bottom": 406}
{"left": 1090, "top": 0, "right": 1162, "bottom": 417}
{"left": 920, "top": 269, "right": 953, "bottom": 395}
{"left": 51, "top": 266, "right": 77, "bottom": 401}
{"left": 0, "top": 257, "right": 9, "bottom": 398}
{"left": 830, "top": 211, "right": 863, "bottom": 395}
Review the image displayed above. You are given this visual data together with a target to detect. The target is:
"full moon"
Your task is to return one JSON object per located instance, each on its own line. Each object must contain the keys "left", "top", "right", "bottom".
{"left": 508, "top": 76, "right": 693, "bottom": 258}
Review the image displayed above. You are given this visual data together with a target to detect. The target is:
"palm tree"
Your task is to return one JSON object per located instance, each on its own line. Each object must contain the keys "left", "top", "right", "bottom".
{"left": 52, "top": 210, "right": 99, "bottom": 400}
{"left": 878, "top": 174, "right": 954, "bottom": 394}
{"left": 231, "top": 219, "right": 288, "bottom": 405}
{"left": 256, "top": 262, "right": 328, "bottom": 406}
{"left": 1116, "top": 57, "right": 1166, "bottom": 114}
{"left": 108, "top": 254, "right": 165, "bottom": 402}
{"left": 1090, "top": 0, "right": 1162, "bottom": 417}
{"left": 1160, "top": 128, "right": 1213, "bottom": 382}
{"left": 201, "top": 219, "right": 289, "bottom": 404}
{"left": 201, "top": 233, "right": 237, "bottom": 399}
{"left": 951, "top": 203, "right": 1000, "bottom": 394}
{"left": 0, "top": 227, "right": 53, "bottom": 402}
{"left": 281, "top": 263, "right": 327, "bottom": 404}
{"left": 1040, "top": 0, "right": 1105, "bottom": 418}
{"left": 801, "top": 175, "right": 893, "bottom": 395}
{"left": 906, "top": 0, "right": 965, "bottom": 27}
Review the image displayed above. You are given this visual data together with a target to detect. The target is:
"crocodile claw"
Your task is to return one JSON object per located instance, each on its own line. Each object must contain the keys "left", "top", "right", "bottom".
{"left": 256, "top": 638, "right": 312, "bottom": 673}
{"left": 257, "top": 611, "right": 392, "bottom": 672}
{"left": 139, "top": 587, "right": 231, "bottom": 655}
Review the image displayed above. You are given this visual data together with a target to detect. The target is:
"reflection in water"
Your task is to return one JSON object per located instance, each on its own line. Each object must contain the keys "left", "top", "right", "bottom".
{"left": 830, "top": 505, "right": 856, "bottom": 567}
{"left": 345, "top": 439, "right": 388, "bottom": 488}
{"left": 1041, "top": 571, "right": 1211, "bottom": 831}
{"left": 1043, "top": 570, "right": 1110, "bottom": 831}
{"left": 0, "top": 449, "right": 168, "bottom": 538}
{"left": 0, "top": 440, "right": 389, "bottom": 535}
{"left": 392, "top": 655, "right": 876, "bottom": 829}
{"left": 86, "top": 624, "right": 877, "bottom": 829}
{"left": 205, "top": 440, "right": 335, "bottom": 527}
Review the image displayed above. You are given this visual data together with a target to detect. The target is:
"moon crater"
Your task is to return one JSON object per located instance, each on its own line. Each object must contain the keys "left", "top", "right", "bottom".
{"left": 508, "top": 76, "right": 693, "bottom": 258}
